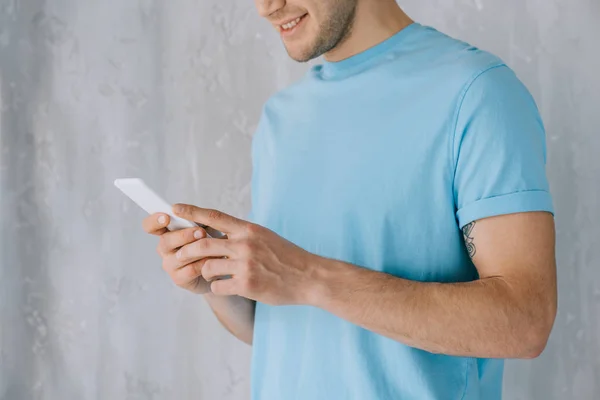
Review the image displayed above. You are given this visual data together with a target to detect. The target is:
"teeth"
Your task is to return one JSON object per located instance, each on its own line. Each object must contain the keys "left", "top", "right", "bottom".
{"left": 282, "top": 16, "right": 302, "bottom": 30}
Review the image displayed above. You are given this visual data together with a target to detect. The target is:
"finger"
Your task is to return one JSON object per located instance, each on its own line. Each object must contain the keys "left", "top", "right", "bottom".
{"left": 172, "top": 262, "right": 203, "bottom": 286}
{"left": 201, "top": 259, "right": 239, "bottom": 281}
{"left": 175, "top": 238, "right": 233, "bottom": 265}
{"left": 172, "top": 204, "right": 246, "bottom": 235}
{"left": 163, "top": 253, "right": 210, "bottom": 275}
{"left": 210, "top": 278, "right": 239, "bottom": 296}
{"left": 158, "top": 227, "right": 207, "bottom": 255}
{"left": 143, "top": 213, "right": 170, "bottom": 235}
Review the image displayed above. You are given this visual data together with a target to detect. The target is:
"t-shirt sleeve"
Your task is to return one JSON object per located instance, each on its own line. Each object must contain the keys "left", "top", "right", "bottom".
{"left": 452, "top": 65, "right": 554, "bottom": 228}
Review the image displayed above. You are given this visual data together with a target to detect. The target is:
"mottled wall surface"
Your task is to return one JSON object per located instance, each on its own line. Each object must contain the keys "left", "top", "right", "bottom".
{"left": 0, "top": 0, "right": 598, "bottom": 399}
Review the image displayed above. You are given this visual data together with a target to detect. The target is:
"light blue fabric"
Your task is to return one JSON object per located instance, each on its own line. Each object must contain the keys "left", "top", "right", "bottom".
{"left": 248, "top": 22, "right": 553, "bottom": 400}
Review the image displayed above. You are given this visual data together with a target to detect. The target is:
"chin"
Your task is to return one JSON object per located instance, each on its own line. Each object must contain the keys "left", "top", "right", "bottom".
{"left": 284, "top": 44, "right": 318, "bottom": 63}
{"left": 288, "top": 53, "right": 313, "bottom": 63}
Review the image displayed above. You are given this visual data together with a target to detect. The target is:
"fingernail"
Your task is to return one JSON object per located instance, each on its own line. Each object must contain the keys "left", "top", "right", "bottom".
{"left": 176, "top": 250, "right": 182, "bottom": 259}
{"left": 158, "top": 215, "right": 166, "bottom": 225}
{"left": 194, "top": 230, "right": 203, "bottom": 239}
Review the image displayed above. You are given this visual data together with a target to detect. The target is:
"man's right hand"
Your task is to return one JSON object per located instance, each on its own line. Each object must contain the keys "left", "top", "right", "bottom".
{"left": 142, "top": 213, "right": 211, "bottom": 294}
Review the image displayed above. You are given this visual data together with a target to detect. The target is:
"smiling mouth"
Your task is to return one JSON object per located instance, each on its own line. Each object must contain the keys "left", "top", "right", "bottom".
{"left": 278, "top": 14, "right": 308, "bottom": 32}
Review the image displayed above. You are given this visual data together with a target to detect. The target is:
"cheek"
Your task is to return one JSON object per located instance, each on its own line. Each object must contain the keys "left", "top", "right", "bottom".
{"left": 299, "top": 15, "right": 320, "bottom": 44}
{"left": 283, "top": 17, "right": 314, "bottom": 44}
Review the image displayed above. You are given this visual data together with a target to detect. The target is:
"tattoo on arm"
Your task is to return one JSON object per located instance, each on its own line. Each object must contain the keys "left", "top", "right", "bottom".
{"left": 462, "top": 221, "right": 476, "bottom": 259}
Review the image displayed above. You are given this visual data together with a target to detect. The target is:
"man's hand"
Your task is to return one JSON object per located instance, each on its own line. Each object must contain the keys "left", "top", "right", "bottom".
{"left": 172, "top": 204, "right": 318, "bottom": 306}
{"left": 142, "top": 213, "right": 212, "bottom": 294}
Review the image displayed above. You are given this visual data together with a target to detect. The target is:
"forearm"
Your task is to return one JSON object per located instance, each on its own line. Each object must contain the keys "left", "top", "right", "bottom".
{"left": 310, "top": 259, "right": 554, "bottom": 358}
{"left": 204, "top": 293, "right": 255, "bottom": 345}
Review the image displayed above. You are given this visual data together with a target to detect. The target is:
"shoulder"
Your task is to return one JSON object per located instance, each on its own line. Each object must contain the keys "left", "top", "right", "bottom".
{"left": 369, "top": 24, "right": 517, "bottom": 96}
{"left": 262, "top": 73, "right": 314, "bottom": 115}
{"left": 417, "top": 25, "right": 512, "bottom": 87}
{"left": 403, "top": 25, "right": 537, "bottom": 116}
{"left": 252, "top": 75, "right": 312, "bottom": 151}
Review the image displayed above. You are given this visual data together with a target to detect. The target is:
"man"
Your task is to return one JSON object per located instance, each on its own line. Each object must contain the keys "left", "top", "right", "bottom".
{"left": 143, "top": 1, "right": 557, "bottom": 399}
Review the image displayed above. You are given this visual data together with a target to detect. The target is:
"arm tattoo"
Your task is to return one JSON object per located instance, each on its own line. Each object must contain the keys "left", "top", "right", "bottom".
{"left": 462, "top": 221, "right": 476, "bottom": 259}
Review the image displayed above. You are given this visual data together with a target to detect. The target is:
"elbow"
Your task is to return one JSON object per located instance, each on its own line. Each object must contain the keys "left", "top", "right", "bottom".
{"left": 519, "top": 304, "right": 557, "bottom": 359}
{"left": 241, "top": 335, "right": 253, "bottom": 346}
{"left": 231, "top": 330, "right": 253, "bottom": 346}
{"left": 520, "top": 334, "right": 549, "bottom": 359}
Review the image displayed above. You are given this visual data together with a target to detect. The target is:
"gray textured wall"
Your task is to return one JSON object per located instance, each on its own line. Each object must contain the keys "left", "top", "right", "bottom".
{"left": 0, "top": 1, "right": 598, "bottom": 399}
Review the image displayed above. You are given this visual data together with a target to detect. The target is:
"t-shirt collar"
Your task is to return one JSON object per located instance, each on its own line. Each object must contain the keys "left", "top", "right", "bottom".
{"left": 318, "top": 22, "right": 420, "bottom": 80}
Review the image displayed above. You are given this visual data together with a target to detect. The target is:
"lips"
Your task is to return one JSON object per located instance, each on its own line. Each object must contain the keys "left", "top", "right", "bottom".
{"left": 278, "top": 14, "right": 308, "bottom": 32}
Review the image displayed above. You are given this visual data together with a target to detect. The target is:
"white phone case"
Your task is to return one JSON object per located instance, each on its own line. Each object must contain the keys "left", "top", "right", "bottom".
{"left": 114, "top": 178, "right": 224, "bottom": 238}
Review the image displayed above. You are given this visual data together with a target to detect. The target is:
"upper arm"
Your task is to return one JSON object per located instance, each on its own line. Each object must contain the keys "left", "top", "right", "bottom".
{"left": 452, "top": 65, "right": 557, "bottom": 312}
{"left": 453, "top": 65, "right": 553, "bottom": 227}
{"left": 463, "top": 212, "right": 556, "bottom": 284}
{"left": 463, "top": 212, "right": 557, "bottom": 342}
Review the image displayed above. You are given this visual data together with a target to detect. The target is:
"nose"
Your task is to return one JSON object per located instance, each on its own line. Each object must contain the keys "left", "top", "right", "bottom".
{"left": 255, "top": 0, "right": 285, "bottom": 18}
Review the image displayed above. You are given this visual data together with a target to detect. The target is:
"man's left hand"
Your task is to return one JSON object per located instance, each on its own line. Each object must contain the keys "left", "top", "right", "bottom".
{"left": 172, "top": 204, "right": 319, "bottom": 306}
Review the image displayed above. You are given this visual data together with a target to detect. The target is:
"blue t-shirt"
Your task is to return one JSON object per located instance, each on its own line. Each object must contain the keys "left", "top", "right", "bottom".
{"left": 248, "top": 22, "right": 553, "bottom": 400}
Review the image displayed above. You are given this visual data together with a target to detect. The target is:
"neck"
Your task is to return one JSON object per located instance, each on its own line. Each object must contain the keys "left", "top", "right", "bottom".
{"left": 324, "top": 2, "right": 413, "bottom": 62}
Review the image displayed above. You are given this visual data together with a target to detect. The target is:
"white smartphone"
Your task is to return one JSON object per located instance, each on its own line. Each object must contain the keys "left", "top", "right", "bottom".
{"left": 114, "top": 178, "right": 225, "bottom": 238}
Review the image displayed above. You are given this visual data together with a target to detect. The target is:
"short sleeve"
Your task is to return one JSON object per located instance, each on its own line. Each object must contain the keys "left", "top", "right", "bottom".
{"left": 453, "top": 65, "right": 554, "bottom": 228}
